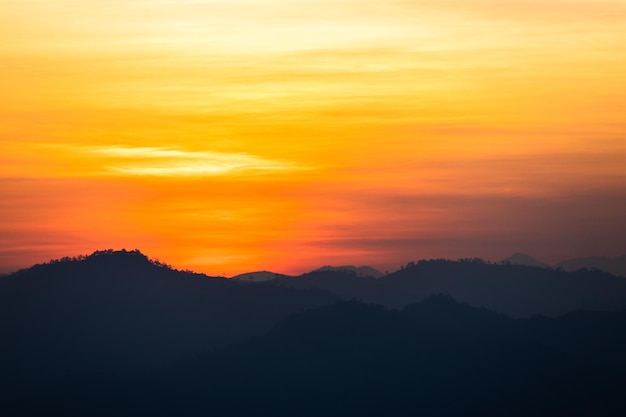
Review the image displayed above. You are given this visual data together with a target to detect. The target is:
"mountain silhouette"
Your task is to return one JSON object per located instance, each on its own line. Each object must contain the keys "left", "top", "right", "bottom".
{"left": 8, "top": 296, "right": 626, "bottom": 417}
{"left": 274, "top": 259, "right": 626, "bottom": 316}
{"left": 555, "top": 255, "right": 626, "bottom": 277}
{"left": 0, "top": 249, "right": 337, "bottom": 380}
{"left": 312, "top": 265, "right": 384, "bottom": 278}
{"left": 384, "top": 259, "right": 626, "bottom": 316}
{"left": 231, "top": 270, "right": 292, "bottom": 282}
{"left": 500, "top": 252, "right": 550, "bottom": 268}
{"left": 274, "top": 269, "right": 392, "bottom": 303}
{"left": 4, "top": 250, "right": 626, "bottom": 416}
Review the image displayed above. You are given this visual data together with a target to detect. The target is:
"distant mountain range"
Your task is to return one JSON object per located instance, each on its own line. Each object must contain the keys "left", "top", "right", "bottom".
{"left": 3, "top": 249, "right": 626, "bottom": 417}
{"left": 231, "top": 265, "right": 384, "bottom": 281}
{"left": 500, "top": 253, "right": 626, "bottom": 277}
{"left": 312, "top": 265, "right": 384, "bottom": 278}
{"left": 555, "top": 255, "right": 626, "bottom": 277}
{"left": 229, "top": 253, "right": 626, "bottom": 283}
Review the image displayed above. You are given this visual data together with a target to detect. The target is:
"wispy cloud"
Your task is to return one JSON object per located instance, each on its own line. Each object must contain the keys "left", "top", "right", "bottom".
{"left": 85, "top": 146, "right": 301, "bottom": 177}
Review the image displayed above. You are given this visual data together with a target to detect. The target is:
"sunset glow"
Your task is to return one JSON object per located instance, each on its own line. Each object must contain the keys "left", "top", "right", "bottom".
{"left": 2, "top": 0, "right": 626, "bottom": 275}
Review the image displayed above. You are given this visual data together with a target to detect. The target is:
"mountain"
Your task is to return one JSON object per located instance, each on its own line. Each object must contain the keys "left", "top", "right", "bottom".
{"left": 312, "top": 265, "right": 384, "bottom": 278}
{"left": 231, "top": 270, "right": 291, "bottom": 282}
{"left": 0, "top": 249, "right": 337, "bottom": 380}
{"left": 274, "top": 269, "right": 400, "bottom": 306}
{"left": 274, "top": 259, "right": 626, "bottom": 317}
{"left": 381, "top": 259, "right": 626, "bottom": 316}
{"left": 10, "top": 296, "right": 626, "bottom": 417}
{"left": 555, "top": 255, "right": 626, "bottom": 277}
{"left": 4, "top": 248, "right": 626, "bottom": 387}
{"left": 4, "top": 249, "right": 626, "bottom": 417}
{"left": 500, "top": 252, "right": 550, "bottom": 268}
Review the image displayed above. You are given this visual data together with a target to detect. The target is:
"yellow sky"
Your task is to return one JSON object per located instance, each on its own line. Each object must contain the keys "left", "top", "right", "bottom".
{"left": 1, "top": 0, "right": 626, "bottom": 274}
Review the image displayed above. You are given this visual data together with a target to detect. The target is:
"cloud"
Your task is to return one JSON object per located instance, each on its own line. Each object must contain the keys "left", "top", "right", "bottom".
{"left": 84, "top": 146, "right": 301, "bottom": 177}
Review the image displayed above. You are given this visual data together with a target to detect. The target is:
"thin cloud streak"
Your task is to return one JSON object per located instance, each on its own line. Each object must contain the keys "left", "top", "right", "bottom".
{"left": 85, "top": 146, "right": 303, "bottom": 177}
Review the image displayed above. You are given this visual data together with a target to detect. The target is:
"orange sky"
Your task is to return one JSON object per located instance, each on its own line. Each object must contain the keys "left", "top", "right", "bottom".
{"left": 2, "top": 0, "right": 626, "bottom": 275}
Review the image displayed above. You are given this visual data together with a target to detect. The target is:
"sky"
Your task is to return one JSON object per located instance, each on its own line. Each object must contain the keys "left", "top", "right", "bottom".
{"left": 1, "top": 0, "right": 626, "bottom": 276}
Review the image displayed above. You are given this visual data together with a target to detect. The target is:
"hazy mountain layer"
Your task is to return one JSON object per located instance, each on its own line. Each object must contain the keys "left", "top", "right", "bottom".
{"left": 276, "top": 259, "right": 626, "bottom": 316}
{"left": 312, "top": 265, "right": 384, "bottom": 278}
{"left": 6, "top": 296, "right": 626, "bottom": 417}
{"left": 555, "top": 255, "right": 626, "bottom": 277}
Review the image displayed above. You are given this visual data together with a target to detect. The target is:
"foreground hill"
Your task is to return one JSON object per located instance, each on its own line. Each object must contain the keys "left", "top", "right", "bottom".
{"left": 8, "top": 296, "right": 626, "bottom": 417}
{"left": 0, "top": 250, "right": 337, "bottom": 380}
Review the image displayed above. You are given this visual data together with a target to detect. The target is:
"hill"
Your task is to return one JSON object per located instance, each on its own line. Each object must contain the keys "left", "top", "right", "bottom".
{"left": 312, "top": 265, "right": 384, "bottom": 278}
{"left": 0, "top": 249, "right": 337, "bottom": 380}
{"left": 9, "top": 296, "right": 626, "bottom": 417}
{"left": 381, "top": 259, "right": 626, "bottom": 316}
{"left": 231, "top": 270, "right": 291, "bottom": 282}
{"left": 275, "top": 259, "right": 626, "bottom": 316}
{"left": 500, "top": 252, "right": 550, "bottom": 268}
{"left": 555, "top": 255, "right": 626, "bottom": 277}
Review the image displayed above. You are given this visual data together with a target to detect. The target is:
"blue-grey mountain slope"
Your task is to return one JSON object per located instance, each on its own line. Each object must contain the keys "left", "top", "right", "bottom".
{"left": 313, "top": 265, "right": 384, "bottom": 278}
{"left": 277, "top": 259, "right": 626, "bottom": 317}
{"left": 555, "top": 255, "right": 626, "bottom": 277}
{"left": 8, "top": 296, "right": 626, "bottom": 417}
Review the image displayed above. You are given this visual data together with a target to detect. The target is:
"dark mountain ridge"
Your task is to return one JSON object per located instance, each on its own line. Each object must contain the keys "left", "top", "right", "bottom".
{"left": 380, "top": 259, "right": 626, "bottom": 316}
{"left": 3, "top": 248, "right": 626, "bottom": 409}
{"left": 0, "top": 249, "right": 337, "bottom": 380}
{"left": 274, "top": 258, "right": 626, "bottom": 316}
{"left": 9, "top": 296, "right": 626, "bottom": 417}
